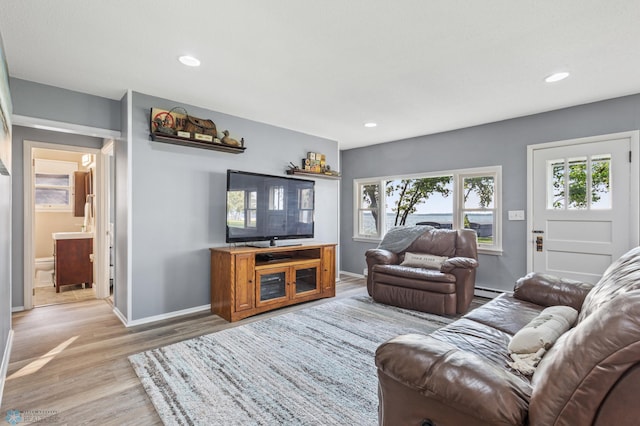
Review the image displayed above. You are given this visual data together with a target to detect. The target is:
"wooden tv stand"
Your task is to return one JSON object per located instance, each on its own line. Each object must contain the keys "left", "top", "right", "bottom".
{"left": 210, "top": 243, "right": 336, "bottom": 322}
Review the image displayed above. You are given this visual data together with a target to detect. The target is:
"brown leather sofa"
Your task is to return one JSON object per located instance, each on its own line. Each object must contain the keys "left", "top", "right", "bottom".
{"left": 375, "top": 246, "right": 640, "bottom": 426}
{"left": 366, "top": 228, "right": 478, "bottom": 315}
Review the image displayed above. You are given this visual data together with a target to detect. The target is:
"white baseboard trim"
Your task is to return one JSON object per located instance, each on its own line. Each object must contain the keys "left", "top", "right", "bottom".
{"left": 339, "top": 270, "right": 365, "bottom": 279}
{"left": 121, "top": 304, "right": 212, "bottom": 328}
{"left": 0, "top": 329, "right": 14, "bottom": 406}
{"left": 112, "top": 306, "right": 128, "bottom": 327}
{"left": 11, "top": 306, "right": 24, "bottom": 313}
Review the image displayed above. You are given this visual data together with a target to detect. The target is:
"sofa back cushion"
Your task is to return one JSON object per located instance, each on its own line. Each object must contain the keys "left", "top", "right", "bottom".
{"left": 528, "top": 291, "right": 640, "bottom": 425}
{"left": 578, "top": 246, "right": 640, "bottom": 322}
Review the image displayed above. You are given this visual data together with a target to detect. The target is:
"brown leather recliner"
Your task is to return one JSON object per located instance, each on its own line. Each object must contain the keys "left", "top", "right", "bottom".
{"left": 375, "top": 246, "right": 640, "bottom": 426}
{"left": 365, "top": 228, "right": 479, "bottom": 315}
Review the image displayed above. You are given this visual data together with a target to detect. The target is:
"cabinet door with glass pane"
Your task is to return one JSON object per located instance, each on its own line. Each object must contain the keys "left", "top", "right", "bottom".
{"left": 255, "top": 266, "right": 289, "bottom": 307}
{"left": 292, "top": 261, "right": 321, "bottom": 299}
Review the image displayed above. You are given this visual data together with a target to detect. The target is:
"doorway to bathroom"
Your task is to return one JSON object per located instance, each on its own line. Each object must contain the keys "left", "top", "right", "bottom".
{"left": 24, "top": 140, "right": 113, "bottom": 309}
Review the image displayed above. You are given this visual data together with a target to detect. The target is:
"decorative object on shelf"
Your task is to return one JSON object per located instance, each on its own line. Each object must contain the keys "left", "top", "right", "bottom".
{"left": 184, "top": 114, "right": 217, "bottom": 139}
{"left": 150, "top": 107, "right": 247, "bottom": 154}
{"left": 221, "top": 130, "right": 244, "bottom": 147}
{"left": 287, "top": 161, "right": 341, "bottom": 179}
{"left": 150, "top": 107, "right": 221, "bottom": 143}
{"left": 303, "top": 151, "right": 325, "bottom": 173}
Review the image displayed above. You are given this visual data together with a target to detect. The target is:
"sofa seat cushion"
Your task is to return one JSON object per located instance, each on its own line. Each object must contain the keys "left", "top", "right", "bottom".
{"left": 429, "top": 318, "right": 532, "bottom": 383}
{"left": 373, "top": 264, "right": 456, "bottom": 293}
{"left": 464, "top": 293, "right": 545, "bottom": 335}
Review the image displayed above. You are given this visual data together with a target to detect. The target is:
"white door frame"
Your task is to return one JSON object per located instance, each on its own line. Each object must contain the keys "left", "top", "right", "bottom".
{"left": 23, "top": 141, "right": 110, "bottom": 308}
{"left": 99, "top": 140, "right": 114, "bottom": 299}
{"left": 16, "top": 113, "right": 120, "bottom": 310}
{"left": 526, "top": 131, "right": 640, "bottom": 272}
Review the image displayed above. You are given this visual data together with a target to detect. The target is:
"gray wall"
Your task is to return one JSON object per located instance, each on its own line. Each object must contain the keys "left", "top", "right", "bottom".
{"left": 10, "top": 78, "right": 120, "bottom": 131}
{"left": 340, "top": 93, "right": 640, "bottom": 292}
{"left": 128, "top": 92, "right": 339, "bottom": 321}
{"left": 10, "top": 126, "right": 103, "bottom": 307}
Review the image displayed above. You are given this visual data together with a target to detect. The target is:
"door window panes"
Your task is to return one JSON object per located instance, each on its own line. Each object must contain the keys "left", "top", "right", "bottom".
{"left": 568, "top": 157, "right": 588, "bottom": 209}
{"left": 591, "top": 155, "right": 611, "bottom": 209}
{"left": 548, "top": 154, "right": 611, "bottom": 210}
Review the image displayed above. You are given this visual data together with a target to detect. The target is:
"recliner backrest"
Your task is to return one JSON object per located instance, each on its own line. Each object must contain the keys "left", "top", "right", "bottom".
{"left": 402, "top": 228, "right": 457, "bottom": 258}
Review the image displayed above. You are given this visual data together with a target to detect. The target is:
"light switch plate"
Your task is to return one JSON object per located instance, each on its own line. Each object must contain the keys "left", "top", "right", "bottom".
{"left": 508, "top": 210, "right": 525, "bottom": 221}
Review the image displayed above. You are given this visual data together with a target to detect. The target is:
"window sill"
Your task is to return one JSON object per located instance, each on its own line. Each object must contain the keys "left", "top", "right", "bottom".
{"left": 353, "top": 236, "right": 382, "bottom": 244}
{"left": 478, "top": 247, "right": 503, "bottom": 256}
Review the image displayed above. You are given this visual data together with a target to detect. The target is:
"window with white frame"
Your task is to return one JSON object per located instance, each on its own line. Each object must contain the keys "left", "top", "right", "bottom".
{"left": 354, "top": 166, "right": 502, "bottom": 253}
{"left": 34, "top": 159, "right": 78, "bottom": 211}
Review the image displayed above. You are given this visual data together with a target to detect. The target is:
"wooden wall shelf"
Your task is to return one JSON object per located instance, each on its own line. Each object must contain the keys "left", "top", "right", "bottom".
{"left": 286, "top": 169, "right": 341, "bottom": 180}
{"left": 150, "top": 133, "right": 246, "bottom": 154}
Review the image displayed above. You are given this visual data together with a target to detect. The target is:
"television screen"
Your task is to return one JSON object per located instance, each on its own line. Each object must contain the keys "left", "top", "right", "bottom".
{"left": 226, "top": 170, "right": 315, "bottom": 245}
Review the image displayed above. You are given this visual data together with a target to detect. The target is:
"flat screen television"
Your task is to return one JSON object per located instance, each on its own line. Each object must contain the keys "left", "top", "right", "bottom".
{"left": 226, "top": 169, "right": 315, "bottom": 246}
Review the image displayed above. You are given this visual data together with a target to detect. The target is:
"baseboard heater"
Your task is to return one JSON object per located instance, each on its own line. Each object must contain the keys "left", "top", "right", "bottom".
{"left": 474, "top": 286, "right": 507, "bottom": 299}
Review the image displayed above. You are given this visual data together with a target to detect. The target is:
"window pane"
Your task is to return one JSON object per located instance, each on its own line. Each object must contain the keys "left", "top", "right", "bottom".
{"left": 227, "top": 191, "right": 244, "bottom": 227}
{"left": 463, "top": 176, "right": 494, "bottom": 208}
{"left": 299, "top": 210, "right": 313, "bottom": 223}
{"left": 359, "top": 211, "right": 378, "bottom": 236}
{"left": 591, "top": 155, "right": 611, "bottom": 209}
{"left": 299, "top": 188, "right": 314, "bottom": 209}
{"left": 35, "top": 173, "right": 69, "bottom": 186}
{"left": 385, "top": 177, "right": 453, "bottom": 232}
{"left": 463, "top": 211, "right": 494, "bottom": 244}
{"left": 568, "top": 157, "right": 588, "bottom": 209}
{"left": 549, "top": 160, "right": 565, "bottom": 209}
{"left": 360, "top": 184, "right": 379, "bottom": 209}
{"left": 269, "top": 186, "right": 284, "bottom": 210}
{"left": 248, "top": 191, "right": 257, "bottom": 209}
{"left": 35, "top": 188, "right": 69, "bottom": 205}
{"left": 360, "top": 183, "right": 380, "bottom": 235}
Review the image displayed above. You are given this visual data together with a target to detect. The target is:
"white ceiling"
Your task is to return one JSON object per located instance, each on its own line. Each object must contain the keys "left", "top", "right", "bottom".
{"left": 1, "top": 1, "right": 640, "bottom": 150}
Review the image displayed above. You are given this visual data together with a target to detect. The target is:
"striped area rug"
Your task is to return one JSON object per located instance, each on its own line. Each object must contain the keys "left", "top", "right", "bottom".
{"left": 129, "top": 296, "right": 456, "bottom": 425}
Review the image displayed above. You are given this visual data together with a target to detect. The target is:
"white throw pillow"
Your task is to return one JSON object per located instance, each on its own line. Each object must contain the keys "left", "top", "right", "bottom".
{"left": 400, "top": 252, "right": 448, "bottom": 270}
{"left": 508, "top": 305, "right": 578, "bottom": 354}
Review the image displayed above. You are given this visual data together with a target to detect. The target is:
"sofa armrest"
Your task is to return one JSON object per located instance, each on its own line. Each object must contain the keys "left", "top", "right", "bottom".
{"left": 365, "top": 248, "right": 398, "bottom": 266}
{"left": 365, "top": 249, "right": 399, "bottom": 296}
{"left": 441, "top": 256, "right": 478, "bottom": 272}
{"left": 376, "top": 334, "right": 531, "bottom": 425}
{"left": 513, "top": 272, "right": 594, "bottom": 311}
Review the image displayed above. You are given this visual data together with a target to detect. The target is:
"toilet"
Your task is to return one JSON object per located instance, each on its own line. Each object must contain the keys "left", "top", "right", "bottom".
{"left": 34, "top": 257, "right": 55, "bottom": 287}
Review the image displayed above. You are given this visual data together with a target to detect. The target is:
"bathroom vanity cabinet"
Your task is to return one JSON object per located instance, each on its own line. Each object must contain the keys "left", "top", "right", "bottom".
{"left": 54, "top": 235, "right": 93, "bottom": 293}
{"left": 210, "top": 243, "right": 336, "bottom": 322}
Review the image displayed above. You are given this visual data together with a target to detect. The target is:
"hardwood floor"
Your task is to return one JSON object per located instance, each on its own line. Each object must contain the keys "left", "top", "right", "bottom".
{"left": 1, "top": 274, "right": 368, "bottom": 425}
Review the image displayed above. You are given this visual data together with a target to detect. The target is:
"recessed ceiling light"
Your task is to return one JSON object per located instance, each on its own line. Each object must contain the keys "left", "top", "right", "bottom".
{"left": 545, "top": 71, "right": 570, "bottom": 83}
{"left": 178, "top": 55, "right": 201, "bottom": 67}
{"left": 364, "top": 122, "right": 377, "bottom": 128}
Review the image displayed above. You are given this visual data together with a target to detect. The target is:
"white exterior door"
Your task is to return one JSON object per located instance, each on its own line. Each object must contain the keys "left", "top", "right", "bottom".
{"left": 528, "top": 132, "right": 639, "bottom": 284}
